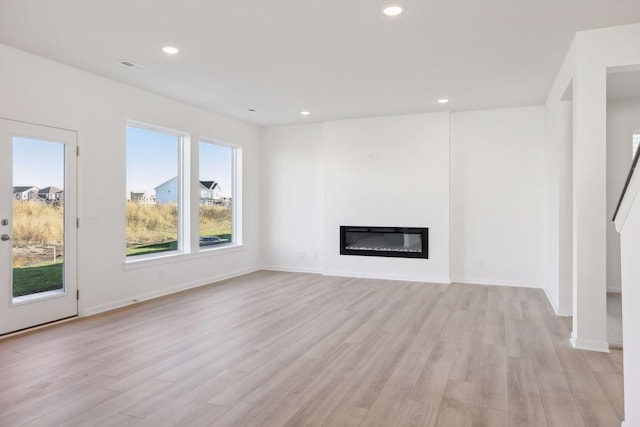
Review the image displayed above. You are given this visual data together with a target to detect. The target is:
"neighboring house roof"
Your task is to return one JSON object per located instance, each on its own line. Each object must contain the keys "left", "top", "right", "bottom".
{"left": 12, "top": 186, "right": 38, "bottom": 193}
{"left": 38, "top": 186, "right": 63, "bottom": 195}
{"left": 199, "top": 181, "right": 219, "bottom": 190}
{"left": 154, "top": 176, "right": 177, "bottom": 189}
{"left": 154, "top": 176, "right": 220, "bottom": 193}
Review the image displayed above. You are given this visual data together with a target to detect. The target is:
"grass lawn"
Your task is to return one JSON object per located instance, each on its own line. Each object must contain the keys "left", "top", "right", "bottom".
{"left": 126, "top": 240, "right": 178, "bottom": 256}
{"left": 13, "top": 261, "right": 63, "bottom": 297}
{"left": 125, "top": 234, "right": 232, "bottom": 257}
{"left": 12, "top": 233, "right": 233, "bottom": 297}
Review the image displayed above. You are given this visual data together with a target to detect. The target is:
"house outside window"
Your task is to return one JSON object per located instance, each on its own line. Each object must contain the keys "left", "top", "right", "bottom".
{"left": 125, "top": 123, "right": 184, "bottom": 258}
{"left": 199, "top": 139, "right": 237, "bottom": 248}
{"left": 125, "top": 122, "right": 241, "bottom": 261}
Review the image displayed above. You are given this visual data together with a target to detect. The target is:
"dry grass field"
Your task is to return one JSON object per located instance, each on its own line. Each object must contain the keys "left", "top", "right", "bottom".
{"left": 12, "top": 200, "right": 63, "bottom": 245}
{"left": 126, "top": 201, "right": 232, "bottom": 248}
{"left": 12, "top": 200, "right": 232, "bottom": 260}
{"left": 126, "top": 201, "right": 179, "bottom": 247}
{"left": 11, "top": 201, "right": 232, "bottom": 295}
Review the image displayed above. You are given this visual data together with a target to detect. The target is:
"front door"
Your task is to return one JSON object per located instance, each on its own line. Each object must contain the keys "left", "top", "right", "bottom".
{"left": 0, "top": 119, "right": 78, "bottom": 335}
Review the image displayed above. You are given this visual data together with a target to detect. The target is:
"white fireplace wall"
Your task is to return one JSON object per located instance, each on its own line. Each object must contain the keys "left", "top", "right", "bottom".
{"left": 322, "top": 113, "right": 451, "bottom": 282}
{"left": 261, "top": 108, "right": 546, "bottom": 287}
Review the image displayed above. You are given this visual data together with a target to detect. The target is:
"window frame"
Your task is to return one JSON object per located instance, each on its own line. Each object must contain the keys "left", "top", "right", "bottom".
{"left": 197, "top": 137, "right": 242, "bottom": 252}
{"left": 125, "top": 120, "right": 190, "bottom": 262}
{"left": 124, "top": 121, "right": 243, "bottom": 267}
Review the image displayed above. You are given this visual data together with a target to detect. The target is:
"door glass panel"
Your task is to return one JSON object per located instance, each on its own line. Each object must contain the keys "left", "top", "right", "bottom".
{"left": 12, "top": 137, "right": 65, "bottom": 299}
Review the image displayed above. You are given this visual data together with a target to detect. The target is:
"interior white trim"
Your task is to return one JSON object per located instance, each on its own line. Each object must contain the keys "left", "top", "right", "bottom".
{"left": 322, "top": 270, "right": 451, "bottom": 285}
{"left": 81, "top": 266, "right": 259, "bottom": 316}
{"left": 123, "top": 245, "right": 244, "bottom": 270}
{"left": 569, "top": 334, "right": 610, "bottom": 353}
{"left": 542, "top": 287, "right": 572, "bottom": 317}
{"left": 262, "top": 266, "right": 323, "bottom": 275}
{"left": 450, "top": 276, "right": 541, "bottom": 288}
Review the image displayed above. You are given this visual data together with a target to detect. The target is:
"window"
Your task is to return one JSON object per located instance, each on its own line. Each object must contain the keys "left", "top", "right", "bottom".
{"left": 126, "top": 124, "right": 185, "bottom": 258}
{"left": 199, "top": 140, "right": 236, "bottom": 248}
{"left": 125, "top": 122, "right": 240, "bottom": 262}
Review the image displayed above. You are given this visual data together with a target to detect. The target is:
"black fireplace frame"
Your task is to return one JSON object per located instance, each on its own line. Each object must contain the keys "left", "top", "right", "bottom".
{"left": 340, "top": 226, "right": 429, "bottom": 259}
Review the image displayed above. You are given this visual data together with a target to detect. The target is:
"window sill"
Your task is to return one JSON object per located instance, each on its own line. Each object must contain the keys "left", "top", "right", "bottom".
{"left": 123, "top": 244, "right": 244, "bottom": 271}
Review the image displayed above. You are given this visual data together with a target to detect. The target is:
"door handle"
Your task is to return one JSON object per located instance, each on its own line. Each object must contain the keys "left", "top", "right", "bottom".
{"left": 1, "top": 234, "right": 10, "bottom": 241}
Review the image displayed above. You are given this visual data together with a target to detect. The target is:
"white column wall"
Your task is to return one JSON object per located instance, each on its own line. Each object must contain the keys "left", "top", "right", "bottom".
{"left": 558, "top": 102, "right": 574, "bottom": 316}
{"left": 544, "top": 98, "right": 573, "bottom": 315}
{"left": 571, "top": 43, "right": 608, "bottom": 350}
{"left": 545, "top": 22, "right": 640, "bottom": 353}
{"left": 544, "top": 43, "right": 576, "bottom": 318}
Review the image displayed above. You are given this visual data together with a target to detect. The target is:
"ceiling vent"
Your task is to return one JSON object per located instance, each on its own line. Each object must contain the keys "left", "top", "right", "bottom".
{"left": 118, "top": 60, "right": 149, "bottom": 71}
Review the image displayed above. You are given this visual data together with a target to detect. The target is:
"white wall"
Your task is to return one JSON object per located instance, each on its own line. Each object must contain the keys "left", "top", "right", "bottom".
{"left": 322, "top": 113, "right": 451, "bottom": 283}
{"left": 450, "top": 107, "right": 545, "bottom": 287}
{"left": 615, "top": 153, "right": 640, "bottom": 427}
{"left": 544, "top": 97, "right": 573, "bottom": 315}
{"left": 261, "top": 108, "right": 547, "bottom": 287}
{"left": 261, "top": 113, "right": 452, "bottom": 283}
{"left": 544, "top": 43, "right": 576, "bottom": 318}
{"left": 0, "top": 44, "right": 262, "bottom": 315}
{"left": 545, "top": 22, "right": 640, "bottom": 352}
{"left": 606, "top": 97, "right": 640, "bottom": 292}
{"left": 261, "top": 124, "right": 324, "bottom": 273}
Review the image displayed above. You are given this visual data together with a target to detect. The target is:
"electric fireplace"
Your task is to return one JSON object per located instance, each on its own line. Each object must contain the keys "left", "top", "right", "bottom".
{"left": 340, "top": 226, "right": 428, "bottom": 259}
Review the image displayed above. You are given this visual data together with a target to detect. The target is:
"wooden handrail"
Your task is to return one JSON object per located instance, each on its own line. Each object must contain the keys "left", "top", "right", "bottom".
{"left": 613, "top": 142, "right": 640, "bottom": 221}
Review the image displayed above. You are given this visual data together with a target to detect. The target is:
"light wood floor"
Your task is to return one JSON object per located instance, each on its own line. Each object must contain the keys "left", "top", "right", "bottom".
{"left": 0, "top": 271, "right": 624, "bottom": 426}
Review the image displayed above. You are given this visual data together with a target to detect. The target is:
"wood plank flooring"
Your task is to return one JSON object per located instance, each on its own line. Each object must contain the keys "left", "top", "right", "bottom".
{"left": 0, "top": 271, "right": 624, "bottom": 426}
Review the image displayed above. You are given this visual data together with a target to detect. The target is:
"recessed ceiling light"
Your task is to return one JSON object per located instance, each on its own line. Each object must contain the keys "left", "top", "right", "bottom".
{"left": 437, "top": 99, "right": 449, "bottom": 104}
{"left": 162, "top": 46, "right": 179, "bottom": 55}
{"left": 301, "top": 111, "right": 311, "bottom": 116}
{"left": 248, "top": 108, "right": 256, "bottom": 112}
{"left": 382, "top": 4, "right": 404, "bottom": 16}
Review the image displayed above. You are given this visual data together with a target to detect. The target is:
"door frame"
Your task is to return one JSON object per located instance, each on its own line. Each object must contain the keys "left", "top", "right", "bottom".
{"left": 0, "top": 118, "right": 78, "bottom": 335}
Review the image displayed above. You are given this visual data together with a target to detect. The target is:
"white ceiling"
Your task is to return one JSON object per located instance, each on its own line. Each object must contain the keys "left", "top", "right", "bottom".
{"left": 2, "top": 0, "right": 640, "bottom": 126}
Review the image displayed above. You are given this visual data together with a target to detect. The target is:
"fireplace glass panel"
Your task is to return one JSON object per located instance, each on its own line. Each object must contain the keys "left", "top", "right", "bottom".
{"left": 340, "top": 226, "right": 428, "bottom": 259}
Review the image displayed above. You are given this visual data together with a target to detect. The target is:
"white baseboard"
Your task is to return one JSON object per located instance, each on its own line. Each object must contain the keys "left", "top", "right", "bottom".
{"left": 543, "top": 287, "right": 560, "bottom": 314}
{"left": 450, "top": 276, "right": 541, "bottom": 288}
{"left": 261, "top": 265, "right": 323, "bottom": 274}
{"left": 541, "top": 288, "right": 572, "bottom": 317}
{"left": 322, "top": 270, "right": 451, "bottom": 284}
{"left": 570, "top": 333, "right": 610, "bottom": 353}
{"left": 80, "top": 266, "right": 260, "bottom": 317}
{"left": 556, "top": 305, "right": 572, "bottom": 317}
